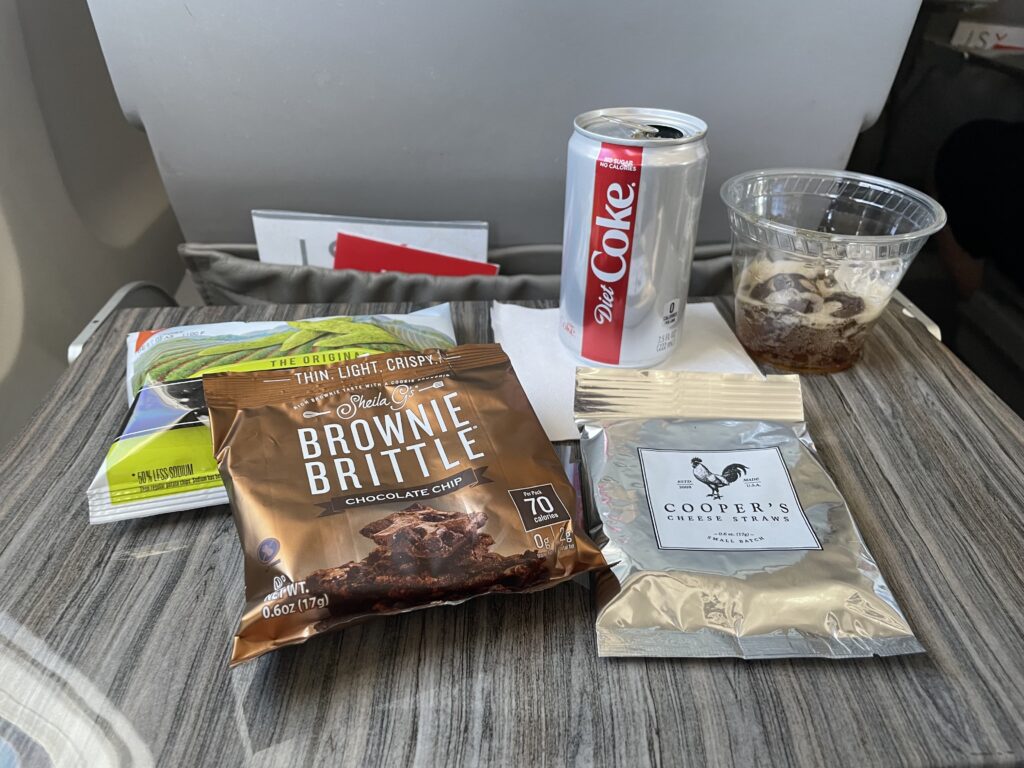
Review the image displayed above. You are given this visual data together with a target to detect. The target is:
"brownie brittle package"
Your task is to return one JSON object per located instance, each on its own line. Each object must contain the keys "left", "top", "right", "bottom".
{"left": 205, "top": 344, "right": 605, "bottom": 665}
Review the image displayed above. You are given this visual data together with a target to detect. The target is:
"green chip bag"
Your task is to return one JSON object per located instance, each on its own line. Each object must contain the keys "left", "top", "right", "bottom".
{"left": 88, "top": 306, "right": 457, "bottom": 523}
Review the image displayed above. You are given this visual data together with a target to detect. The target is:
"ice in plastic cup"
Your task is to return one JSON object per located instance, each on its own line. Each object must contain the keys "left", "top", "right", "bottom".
{"left": 721, "top": 169, "right": 946, "bottom": 373}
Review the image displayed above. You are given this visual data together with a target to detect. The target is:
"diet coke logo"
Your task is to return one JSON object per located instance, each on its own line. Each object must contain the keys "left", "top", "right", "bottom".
{"left": 581, "top": 144, "right": 643, "bottom": 364}
{"left": 590, "top": 180, "right": 636, "bottom": 322}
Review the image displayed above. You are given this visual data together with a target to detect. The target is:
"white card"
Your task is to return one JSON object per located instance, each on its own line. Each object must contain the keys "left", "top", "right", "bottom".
{"left": 252, "top": 210, "right": 489, "bottom": 268}
{"left": 951, "top": 21, "right": 1024, "bottom": 52}
{"left": 637, "top": 447, "right": 820, "bottom": 551}
{"left": 490, "top": 303, "right": 763, "bottom": 442}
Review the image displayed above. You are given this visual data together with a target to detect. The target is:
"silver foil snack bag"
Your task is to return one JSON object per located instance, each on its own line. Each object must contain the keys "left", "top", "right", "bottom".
{"left": 575, "top": 369, "right": 923, "bottom": 659}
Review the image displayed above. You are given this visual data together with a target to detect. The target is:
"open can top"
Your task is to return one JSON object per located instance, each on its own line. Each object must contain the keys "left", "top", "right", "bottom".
{"left": 574, "top": 107, "right": 708, "bottom": 147}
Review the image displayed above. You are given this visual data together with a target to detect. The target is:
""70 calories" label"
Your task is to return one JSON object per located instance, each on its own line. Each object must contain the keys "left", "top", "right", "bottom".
{"left": 508, "top": 483, "right": 571, "bottom": 532}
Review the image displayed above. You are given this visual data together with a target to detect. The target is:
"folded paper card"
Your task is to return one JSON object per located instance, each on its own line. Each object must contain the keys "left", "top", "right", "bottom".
{"left": 253, "top": 210, "right": 489, "bottom": 267}
{"left": 490, "top": 303, "right": 762, "bottom": 441}
{"left": 334, "top": 233, "right": 499, "bottom": 276}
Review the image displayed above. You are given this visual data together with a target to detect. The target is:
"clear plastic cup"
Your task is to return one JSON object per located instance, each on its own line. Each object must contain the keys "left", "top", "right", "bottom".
{"left": 721, "top": 169, "right": 946, "bottom": 373}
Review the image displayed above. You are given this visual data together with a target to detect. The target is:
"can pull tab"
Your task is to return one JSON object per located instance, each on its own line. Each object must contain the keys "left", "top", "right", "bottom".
{"left": 603, "top": 115, "right": 661, "bottom": 138}
{"left": 603, "top": 116, "right": 686, "bottom": 140}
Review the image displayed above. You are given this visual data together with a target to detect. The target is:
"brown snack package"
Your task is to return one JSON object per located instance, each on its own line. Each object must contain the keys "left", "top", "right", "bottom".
{"left": 205, "top": 344, "right": 605, "bottom": 665}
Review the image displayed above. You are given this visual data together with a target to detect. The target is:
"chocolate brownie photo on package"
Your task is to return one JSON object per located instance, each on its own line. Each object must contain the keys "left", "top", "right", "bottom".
{"left": 204, "top": 344, "right": 606, "bottom": 665}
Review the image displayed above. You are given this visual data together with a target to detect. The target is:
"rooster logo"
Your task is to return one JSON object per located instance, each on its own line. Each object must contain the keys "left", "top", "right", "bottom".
{"left": 691, "top": 457, "right": 749, "bottom": 499}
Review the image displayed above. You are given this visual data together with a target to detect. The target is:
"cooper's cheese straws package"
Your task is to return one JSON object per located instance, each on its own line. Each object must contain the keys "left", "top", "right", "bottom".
{"left": 87, "top": 306, "right": 456, "bottom": 523}
{"left": 575, "top": 368, "right": 923, "bottom": 659}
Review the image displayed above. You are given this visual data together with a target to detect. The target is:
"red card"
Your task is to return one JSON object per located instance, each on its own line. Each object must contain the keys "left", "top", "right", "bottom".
{"left": 334, "top": 233, "right": 498, "bottom": 276}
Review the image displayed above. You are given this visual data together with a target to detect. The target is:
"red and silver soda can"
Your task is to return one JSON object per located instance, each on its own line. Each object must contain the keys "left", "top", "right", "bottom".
{"left": 559, "top": 108, "right": 708, "bottom": 367}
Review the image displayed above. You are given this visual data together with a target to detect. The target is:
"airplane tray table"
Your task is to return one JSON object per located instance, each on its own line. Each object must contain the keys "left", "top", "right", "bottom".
{"left": 3, "top": 298, "right": 1024, "bottom": 767}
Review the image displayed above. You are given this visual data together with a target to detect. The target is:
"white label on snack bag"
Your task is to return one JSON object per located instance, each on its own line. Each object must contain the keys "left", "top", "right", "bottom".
{"left": 638, "top": 447, "right": 820, "bottom": 551}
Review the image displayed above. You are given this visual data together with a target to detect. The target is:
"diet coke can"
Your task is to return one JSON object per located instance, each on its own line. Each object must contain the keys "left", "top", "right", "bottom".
{"left": 559, "top": 108, "right": 708, "bottom": 366}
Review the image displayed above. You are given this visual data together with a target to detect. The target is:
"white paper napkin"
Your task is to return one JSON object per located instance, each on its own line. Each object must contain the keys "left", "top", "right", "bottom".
{"left": 491, "top": 302, "right": 762, "bottom": 441}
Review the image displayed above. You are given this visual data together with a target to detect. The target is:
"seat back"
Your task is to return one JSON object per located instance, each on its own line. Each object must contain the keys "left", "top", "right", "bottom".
{"left": 85, "top": 0, "right": 923, "bottom": 245}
